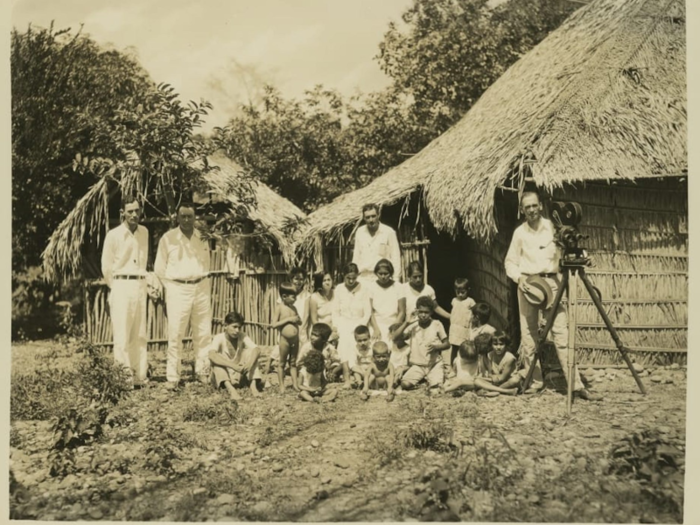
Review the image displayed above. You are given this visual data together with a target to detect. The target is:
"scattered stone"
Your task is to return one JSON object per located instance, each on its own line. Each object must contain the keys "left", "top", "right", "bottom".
{"left": 632, "top": 363, "right": 644, "bottom": 373}
{"left": 251, "top": 501, "right": 274, "bottom": 515}
{"left": 664, "top": 378, "right": 674, "bottom": 384}
{"left": 271, "top": 463, "right": 285, "bottom": 473}
{"left": 321, "top": 475, "right": 332, "bottom": 484}
{"left": 669, "top": 363, "right": 680, "bottom": 370}
{"left": 294, "top": 469, "right": 307, "bottom": 478}
{"left": 650, "top": 375, "right": 663, "bottom": 383}
{"left": 342, "top": 479, "right": 354, "bottom": 488}
{"left": 315, "top": 490, "right": 329, "bottom": 500}
{"left": 350, "top": 423, "right": 357, "bottom": 428}
{"left": 576, "top": 457, "right": 587, "bottom": 470}
{"left": 311, "top": 440, "right": 320, "bottom": 448}
{"left": 424, "top": 450, "right": 437, "bottom": 459}
{"left": 334, "top": 458, "right": 350, "bottom": 469}
{"left": 309, "top": 467, "right": 320, "bottom": 478}
{"left": 406, "top": 451, "right": 418, "bottom": 459}
{"left": 193, "top": 487, "right": 207, "bottom": 496}
{"left": 528, "top": 494, "right": 540, "bottom": 504}
{"left": 59, "top": 474, "right": 78, "bottom": 489}
{"left": 216, "top": 494, "right": 235, "bottom": 506}
{"left": 89, "top": 509, "right": 103, "bottom": 520}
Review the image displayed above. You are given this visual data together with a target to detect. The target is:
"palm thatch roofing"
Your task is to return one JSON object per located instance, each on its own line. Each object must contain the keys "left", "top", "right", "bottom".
{"left": 302, "top": 0, "right": 686, "bottom": 249}
{"left": 42, "top": 153, "right": 306, "bottom": 284}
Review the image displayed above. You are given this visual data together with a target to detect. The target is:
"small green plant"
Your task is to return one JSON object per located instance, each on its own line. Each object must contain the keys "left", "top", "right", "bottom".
{"left": 48, "top": 404, "right": 108, "bottom": 477}
{"left": 400, "top": 420, "right": 455, "bottom": 452}
{"left": 142, "top": 417, "right": 201, "bottom": 478}
{"left": 75, "top": 340, "right": 132, "bottom": 405}
{"left": 181, "top": 395, "right": 239, "bottom": 423}
{"left": 10, "top": 367, "right": 79, "bottom": 421}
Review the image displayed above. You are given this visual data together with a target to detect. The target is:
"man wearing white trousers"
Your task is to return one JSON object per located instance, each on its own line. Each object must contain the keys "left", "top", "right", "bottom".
{"left": 505, "top": 191, "right": 601, "bottom": 401}
{"left": 101, "top": 200, "right": 149, "bottom": 387}
{"left": 155, "top": 202, "right": 212, "bottom": 388}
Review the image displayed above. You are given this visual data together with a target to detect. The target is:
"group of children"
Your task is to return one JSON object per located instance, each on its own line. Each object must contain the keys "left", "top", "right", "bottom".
{"left": 208, "top": 270, "right": 525, "bottom": 403}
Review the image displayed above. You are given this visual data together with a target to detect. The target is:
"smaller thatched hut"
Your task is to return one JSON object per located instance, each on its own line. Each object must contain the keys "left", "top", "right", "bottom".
{"left": 43, "top": 153, "right": 307, "bottom": 350}
{"left": 302, "top": 0, "right": 687, "bottom": 367}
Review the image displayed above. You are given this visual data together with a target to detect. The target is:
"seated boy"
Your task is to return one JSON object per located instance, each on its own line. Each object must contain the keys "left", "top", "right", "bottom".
{"left": 361, "top": 341, "right": 395, "bottom": 402}
{"left": 388, "top": 322, "right": 411, "bottom": 388}
{"left": 208, "top": 311, "right": 262, "bottom": 401}
{"left": 350, "top": 325, "right": 373, "bottom": 388}
{"left": 469, "top": 302, "right": 496, "bottom": 340}
{"left": 482, "top": 331, "right": 519, "bottom": 389}
{"left": 298, "top": 349, "right": 338, "bottom": 403}
{"left": 444, "top": 339, "right": 517, "bottom": 396}
{"left": 400, "top": 296, "right": 450, "bottom": 392}
{"left": 297, "top": 322, "right": 343, "bottom": 382}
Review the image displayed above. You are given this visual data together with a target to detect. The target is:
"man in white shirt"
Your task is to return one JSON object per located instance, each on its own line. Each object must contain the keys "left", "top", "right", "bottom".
{"left": 101, "top": 200, "right": 149, "bottom": 387}
{"left": 505, "top": 192, "right": 600, "bottom": 401}
{"left": 154, "top": 203, "right": 212, "bottom": 387}
{"left": 352, "top": 204, "right": 402, "bottom": 285}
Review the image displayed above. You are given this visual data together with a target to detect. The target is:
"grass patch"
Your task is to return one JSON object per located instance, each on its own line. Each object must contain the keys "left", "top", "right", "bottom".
{"left": 400, "top": 419, "right": 455, "bottom": 452}
{"left": 181, "top": 395, "right": 240, "bottom": 423}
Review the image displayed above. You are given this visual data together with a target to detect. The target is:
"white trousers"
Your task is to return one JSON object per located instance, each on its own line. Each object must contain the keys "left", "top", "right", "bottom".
{"left": 109, "top": 280, "right": 148, "bottom": 382}
{"left": 518, "top": 276, "right": 584, "bottom": 391}
{"left": 164, "top": 280, "right": 212, "bottom": 382}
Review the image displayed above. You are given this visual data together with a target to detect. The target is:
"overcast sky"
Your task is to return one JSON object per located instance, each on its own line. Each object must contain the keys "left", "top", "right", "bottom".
{"left": 12, "top": 0, "right": 414, "bottom": 132}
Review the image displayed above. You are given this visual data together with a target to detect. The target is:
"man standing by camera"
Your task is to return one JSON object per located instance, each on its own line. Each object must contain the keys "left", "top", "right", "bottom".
{"left": 505, "top": 192, "right": 601, "bottom": 400}
{"left": 352, "top": 203, "right": 402, "bottom": 285}
{"left": 101, "top": 199, "right": 149, "bottom": 388}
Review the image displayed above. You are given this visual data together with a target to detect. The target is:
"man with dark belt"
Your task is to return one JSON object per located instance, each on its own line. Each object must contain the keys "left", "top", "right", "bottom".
{"left": 155, "top": 202, "right": 212, "bottom": 388}
{"left": 505, "top": 191, "right": 600, "bottom": 400}
{"left": 101, "top": 199, "right": 149, "bottom": 387}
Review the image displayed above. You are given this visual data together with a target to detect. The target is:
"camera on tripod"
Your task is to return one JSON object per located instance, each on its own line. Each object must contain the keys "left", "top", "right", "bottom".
{"left": 550, "top": 201, "right": 591, "bottom": 267}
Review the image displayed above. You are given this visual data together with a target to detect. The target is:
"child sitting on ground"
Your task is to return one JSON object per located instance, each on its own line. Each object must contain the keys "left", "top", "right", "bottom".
{"left": 297, "top": 323, "right": 343, "bottom": 382}
{"left": 470, "top": 302, "right": 497, "bottom": 340}
{"left": 208, "top": 311, "right": 262, "bottom": 401}
{"left": 297, "top": 349, "right": 338, "bottom": 403}
{"left": 443, "top": 339, "right": 517, "bottom": 396}
{"left": 350, "top": 325, "right": 373, "bottom": 387}
{"left": 483, "top": 331, "right": 520, "bottom": 390}
{"left": 388, "top": 322, "right": 411, "bottom": 388}
{"left": 271, "top": 281, "right": 302, "bottom": 394}
{"left": 400, "top": 296, "right": 450, "bottom": 392}
{"left": 361, "top": 341, "right": 396, "bottom": 402}
{"left": 433, "top": 278, "right": 476, "bottom": 378}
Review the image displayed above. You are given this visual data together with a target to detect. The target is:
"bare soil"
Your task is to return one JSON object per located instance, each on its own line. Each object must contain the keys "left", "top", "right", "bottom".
{"left": 10, "top": 341, "right": 687, "bottom": 522}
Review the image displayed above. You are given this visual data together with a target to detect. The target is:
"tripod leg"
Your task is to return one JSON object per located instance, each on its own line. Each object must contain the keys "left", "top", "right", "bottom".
{"left": 579, "top": 271, "right": 647, "bottom": 395}
{"left": 520, "top": 272, "right": 569, "bottom": 393}
{"left": 566, "top": 271, "right": 578, "bottom": 415}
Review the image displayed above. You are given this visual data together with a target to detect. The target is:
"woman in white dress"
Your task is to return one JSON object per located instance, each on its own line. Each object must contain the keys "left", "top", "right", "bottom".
{"left": 368, "top": 258, "right": 406, "bottom": 346}
{"left": 332, "top": 263, "right": 371, "bottom": 385}
{"left": 402, "top": 261, "right": 437, "bottom": 322}
{"left": 309, "top": 272, "right": 337, "bottom": 343}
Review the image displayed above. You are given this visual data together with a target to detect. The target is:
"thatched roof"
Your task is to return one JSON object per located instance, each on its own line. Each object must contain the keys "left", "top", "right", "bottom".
{"left": 42, "top": 153, "right": 306, "bottom": 284}
{"left": 303, "top": 0, "right": 686, "bottom": 247}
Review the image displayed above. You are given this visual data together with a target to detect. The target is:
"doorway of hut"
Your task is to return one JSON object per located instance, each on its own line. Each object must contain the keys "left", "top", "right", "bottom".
{"left": 423, "top": 190, "right": 523, "bottom": 353}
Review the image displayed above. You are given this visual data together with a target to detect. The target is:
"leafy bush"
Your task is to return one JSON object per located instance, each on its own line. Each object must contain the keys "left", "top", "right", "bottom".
{"left": 400, "top": 420, "right": 455, "bottom": 452}
{"left": 142, "top": 417, "right": 201, "bottom": 478}
{"left": 48, "top": 404, "right": 108, "bottom": 477}
{"left": 12, "top": 267, "right": 60, "bottom": 340}
{"left": 10, "top": 367, "right": 79, "bottom": 421}
{"left": 75, "top": 340, "right": 133, "bottom": 405}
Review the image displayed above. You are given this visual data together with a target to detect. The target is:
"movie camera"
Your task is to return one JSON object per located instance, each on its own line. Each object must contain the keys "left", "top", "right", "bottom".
{"left": 550, "top": 201, "right": 590, "bottom": 266}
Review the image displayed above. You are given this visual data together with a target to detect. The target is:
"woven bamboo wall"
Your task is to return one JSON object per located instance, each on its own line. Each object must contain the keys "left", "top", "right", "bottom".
{"left": 85, "top": 238, "right": 289, "bottom": 351}
{"left": 552, "top": 179, "right": 688, "bottom": 366}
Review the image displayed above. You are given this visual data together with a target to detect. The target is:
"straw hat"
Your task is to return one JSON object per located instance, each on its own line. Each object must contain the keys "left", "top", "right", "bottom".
{"left": 523, "top": 275, "right": 554, "bottom": 309}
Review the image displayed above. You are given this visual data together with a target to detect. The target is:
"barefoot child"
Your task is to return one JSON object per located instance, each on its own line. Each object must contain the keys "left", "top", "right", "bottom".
{"left": 208, "top": 311, "right": 262, "bottom": 400}
{"left": 434, "top": 278, "right": 476, "bottom": 378}
{"left": 400, "top": 296, "right": 450, "bottom": 392}
{"left": 298, "top": 349, "right": 338, "bottom": 403}
{"left": 361, "top": 341, "right": 396, "bottom": 402}
{"left": 350, "top": 325, "right": 373, "bottom": 387}
{"left": 484, "top": 331, "right": 519, "bottom": 389}
{"left": 271, "top": 282, "right": 302, "bottom": 393}
{"left": 388, "top": 322, "right": 411, "bottom": 388}
{"left": 297, "top": 323, "right": 343, "bottom": 382}
{"left": 443, "top": 340, "right": 517, "bottom": 396}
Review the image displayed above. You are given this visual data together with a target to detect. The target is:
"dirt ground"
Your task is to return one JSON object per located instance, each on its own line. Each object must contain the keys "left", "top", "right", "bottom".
{"left": 10, "top": 341, "right": 687, "bottom": 523}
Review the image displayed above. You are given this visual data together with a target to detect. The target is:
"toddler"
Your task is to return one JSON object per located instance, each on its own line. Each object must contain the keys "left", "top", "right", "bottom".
{"left": 444, "top": 339, "right": 517, "bottom": 396}
{"left": 350, "top": 325, "right": 373, "bottom": 387}
{"left": 271, "top": 281, "right": 302, "bottom": 393}
{"left": 298, "top": 350, "right": 338, "bottom": 403}
{"left": 361, "top": 341, "right": 395, "bottom": 402}
{"left": 388, "top": 322, "right": 411, "bottom": 388}
{"left": 298, "top": 322, "right": 343, "bottom": 382}
{"left": 436, "top": 278, "right": 476, "bottom": 376}
{"left": 470, "top": 302, "right": 496, "bottom": 340}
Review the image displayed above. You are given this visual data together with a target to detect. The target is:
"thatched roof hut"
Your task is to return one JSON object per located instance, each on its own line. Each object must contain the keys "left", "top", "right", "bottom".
{"left": 43, "top": 153, "right": 306, "bottom": 284}
{"left": 302, "top": 0, "right": 686, "bottom": 248}
{"left": 302, "top": 0, "right": 687, "bottom": 366}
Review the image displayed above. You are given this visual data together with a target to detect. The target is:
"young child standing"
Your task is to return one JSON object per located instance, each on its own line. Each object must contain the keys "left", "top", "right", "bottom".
{"left": 208, "top": 311, "right": 262, "bottom": 401}
{"left": 436, "top": 278, "right": 476, "bottom": 378}
{"left": 298, "top": 349, "right": 338, "bottom": 403}
{"left": 388, "top": 322, "right": 411, "bottom": 388}
{"left": 271, "top": 282, "right": 302, "bottom": 394}
{"left": 361, "top": 341, "right": 396, "bottom": 402}
{"left": 402, "top": 261, "right": 437, "bottom": 322}
{"left": 470, "top": 302, "right": 497, "bottom": 340}
{"left": 350, "top": 325, "right": 373, "bottom": 387}
{"left": 400, "top": 296, "right": 450, "bottom": 392}
{"left": 297, "top": 323, "right": 342, "bottom": 383}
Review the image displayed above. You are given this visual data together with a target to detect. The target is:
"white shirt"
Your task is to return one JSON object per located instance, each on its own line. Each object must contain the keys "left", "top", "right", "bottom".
{"left": 352, "top": 223, "right": 402, "bottom": 279}
{"left": 332, "top": 283, "right": 372, "bottom": 326}
{"left": 209, "top": 332, "right": 256, "bottom": 361}
{"left": 369, "top": 281, "right": 404, "bottom": 325}
{"left": 404, "top": 319, "right": 447, "bottom": 367}
{"left": 504, "top": 218, "right": 560, "bottom": 283}
{"left": 154, "top": 227, "right": 211, "bottom": 281}
{"left": 101, "top": 223, "right": 149, "bottom": 287}
{"left": 403, "top": 283, "right": 436, "bottom": 320}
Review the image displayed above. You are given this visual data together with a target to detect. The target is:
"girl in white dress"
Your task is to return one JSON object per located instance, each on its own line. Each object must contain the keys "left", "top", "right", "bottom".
{"left": 309, "top": 272, "right": 336, "bottom": 343}
{"left": 368, "top": 259, "right": 406, "bottom": 347}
